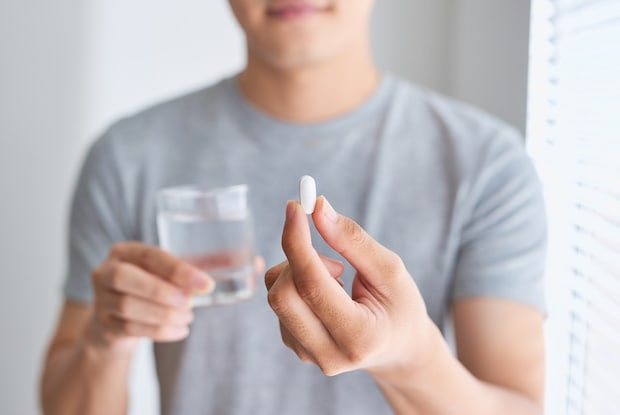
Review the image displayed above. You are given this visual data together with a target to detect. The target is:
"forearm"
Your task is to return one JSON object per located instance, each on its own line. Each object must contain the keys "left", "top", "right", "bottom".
{"left": 41, "top": 338, "right": 132, "bottom": 415}
{"left": 371, "top": 324, "right": 542, "bottom": 415}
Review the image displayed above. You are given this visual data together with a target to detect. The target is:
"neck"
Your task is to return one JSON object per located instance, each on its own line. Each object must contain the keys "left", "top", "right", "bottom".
{"left": 237, "top": 39, "right": 379, "bottom": 123}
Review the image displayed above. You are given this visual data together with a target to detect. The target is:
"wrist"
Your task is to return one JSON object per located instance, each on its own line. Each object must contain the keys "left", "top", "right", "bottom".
{"left": 368, "top": 316, "right": 447, "bottom": 390}
{"left": 83, "top": 316, "right": 138, "bottom": 361}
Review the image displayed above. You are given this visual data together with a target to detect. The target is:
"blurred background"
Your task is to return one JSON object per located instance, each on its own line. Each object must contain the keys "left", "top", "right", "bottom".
{"left": 0, "top": 1, "right": 532, "bottom": 414}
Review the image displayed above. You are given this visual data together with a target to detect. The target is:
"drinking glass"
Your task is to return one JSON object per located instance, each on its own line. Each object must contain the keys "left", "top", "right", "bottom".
{"left": 157, "top": 185, "right": 256, "bottom": 307}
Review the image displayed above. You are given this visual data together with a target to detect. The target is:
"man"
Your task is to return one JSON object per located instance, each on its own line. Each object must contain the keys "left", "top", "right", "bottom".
{"left": 41, "top": 1, "right": 546, "bottom": 414}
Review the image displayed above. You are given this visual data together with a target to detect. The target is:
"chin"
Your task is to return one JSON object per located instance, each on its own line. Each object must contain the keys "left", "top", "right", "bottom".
{"left": 265, "top": 46, "right": 331, "bottom": 70}
{"left": 251, "top": 30, "right": 347, "bottom": 70}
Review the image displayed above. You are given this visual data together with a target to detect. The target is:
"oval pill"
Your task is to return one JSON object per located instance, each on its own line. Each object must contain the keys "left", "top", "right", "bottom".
{"left": 299, "top": 175, "right": 317, "bottom": 214}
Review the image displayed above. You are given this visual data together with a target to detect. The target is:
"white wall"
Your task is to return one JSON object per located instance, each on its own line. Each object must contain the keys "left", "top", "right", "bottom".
{"left": 449, "top": 0, "right": 531, "bottom": 131}
{"left": 82, "top": 0, "right": 246, "bottom": 135}
{"left": 372, "top": 0, "right": 452, "bottom": 95}
{"left": 373, "top": 0, "right": 531, "bottom": 132}
{"left": 0, "top": 1, "right": 85, "bottom": 413}
{"left": 0, "top": 2, "right": 530, "bottom": 414}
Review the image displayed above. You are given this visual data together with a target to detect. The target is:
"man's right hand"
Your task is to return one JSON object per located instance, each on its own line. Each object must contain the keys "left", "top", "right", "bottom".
{"left": 87, "top": 241, "right": 214, "bottom": 356}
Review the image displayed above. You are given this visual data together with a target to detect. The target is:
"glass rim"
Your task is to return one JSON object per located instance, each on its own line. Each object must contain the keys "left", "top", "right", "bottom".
{"left": 157, "top": 184, "right": 249, "bottom": 200}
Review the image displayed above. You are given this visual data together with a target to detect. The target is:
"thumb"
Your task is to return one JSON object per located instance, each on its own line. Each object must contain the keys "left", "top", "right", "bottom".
{"left": 312, "top": 196, "right": 403, "bottom": 286}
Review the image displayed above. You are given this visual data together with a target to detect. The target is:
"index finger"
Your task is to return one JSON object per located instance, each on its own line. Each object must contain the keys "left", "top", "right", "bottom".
{"left": 281, "top": 201, "right": 357, "bottom": 338}
{"left": 109, "top": 242, "right": 212, "bottom": 293}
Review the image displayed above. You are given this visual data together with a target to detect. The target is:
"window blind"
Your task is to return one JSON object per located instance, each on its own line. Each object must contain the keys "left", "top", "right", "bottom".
{"left": 527, "top": 0, "right": 620, "bottom": 414}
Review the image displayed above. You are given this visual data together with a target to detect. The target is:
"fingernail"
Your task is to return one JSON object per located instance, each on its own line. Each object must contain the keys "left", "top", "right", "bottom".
{"left": 192, "top": 272, "right": 212, "bottom": 293}
{"left": 321, "top": 197, "right": 339, "bottom": 223}
{"left": 286, "top": 200, "right": 297, "bottom": 222}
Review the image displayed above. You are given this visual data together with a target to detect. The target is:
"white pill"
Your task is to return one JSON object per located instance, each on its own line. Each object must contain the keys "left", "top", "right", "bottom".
{"left": 299, "top": 175, "right": 317, "bottom": 215}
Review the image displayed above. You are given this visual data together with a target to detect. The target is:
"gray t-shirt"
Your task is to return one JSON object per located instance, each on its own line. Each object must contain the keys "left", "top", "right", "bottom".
{"left": 64, "top": 74, "right": 546, "bottom": 415}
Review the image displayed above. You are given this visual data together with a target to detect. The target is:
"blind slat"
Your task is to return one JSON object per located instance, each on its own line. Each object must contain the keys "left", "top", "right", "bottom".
{"left": 528, "top": 0, "right": 620, "bottom": 413}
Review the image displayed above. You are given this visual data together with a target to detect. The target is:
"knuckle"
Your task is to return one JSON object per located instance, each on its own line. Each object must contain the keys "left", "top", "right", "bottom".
{"left": 384, "top": 251, "right": 405, "bottom": 275}
{"left": 116, "top": 296, "right": 132, "bottom": 315}
{"left": 293, "top": 346, "right": 311, "bottom": 362}
{"left": 147, "top": 283, "right": 166, "bottom": 303}
{"left": 108, "top": 262, "right": 128, "bottom": 288}
{"left": 345, "top": 219, "right": 366, "bottom": 247}
{"left": 120, "top": 319, "right": 133, "bottom": 334}
{"left": 280, "top": 330, "right": 294, "bottom": 349}
{"left": 293, "top": 264, "right": 323, "bottom": 305}
{"left": 316, "top": 360, "right": 341, "bottom": 377}
{"left": 298, "top": 352, "right": 314, "bottom": 364}
{"left": 140, "top": 246, "right": 158, "bottom": 266}
{"left": 343, "top": 344, "right": 366, "bottom": 366}
{"left": 297, "top": 279, "right": 323, "bottom": 307}
{"left": 267, "top": 289, "right": 289, "bottom": 315}
{"left": 91, "top": 265, "right": 103, "bottom": 285}
{"left": 154, "top": 325, "right": 171, "bottom": 340}
{"left": 264, "top": 266, "right": 277, "bottom": 278}
{"left": 93, "top": 302, "right": 107, "bottom": 321}
{"left": 343, "top": 331, "right": 375, "bottom": 365}
{"left": 154, "top": 326, "right": 165, "bottom": 338}
{"left": 264, "top": 268, "right": 279, "bottom": 288}
{"left": 161, "top": 309, "right": 177, "bottom": 324}
{"left": 109, "top": 242, "right": 127, "bottom": 259}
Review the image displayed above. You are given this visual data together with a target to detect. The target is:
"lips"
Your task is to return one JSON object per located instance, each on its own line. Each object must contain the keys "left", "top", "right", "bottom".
{"left": 266, "top": 1, "right": 328, "bottom": 19}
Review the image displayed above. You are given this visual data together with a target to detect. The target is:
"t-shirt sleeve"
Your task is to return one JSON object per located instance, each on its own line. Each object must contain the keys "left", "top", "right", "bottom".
{"left": 63, "top": 129, "right": 132, "bottom": 303}
{"left": 451, "top": 131, "right": 547, "bottom": 312}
